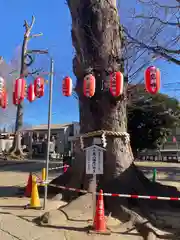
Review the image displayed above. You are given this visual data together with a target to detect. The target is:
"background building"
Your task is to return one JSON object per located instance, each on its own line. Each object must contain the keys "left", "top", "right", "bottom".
{"left": 22, "top": 121, "right": 80, "bottom": 157}
{"left": 162, "top": 127, "right": 180, "bottom": 149}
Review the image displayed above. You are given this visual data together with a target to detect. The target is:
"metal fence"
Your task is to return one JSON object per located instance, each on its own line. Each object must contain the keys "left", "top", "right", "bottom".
{"left": 137, "top": 149, "right": 180, "bottom": 162}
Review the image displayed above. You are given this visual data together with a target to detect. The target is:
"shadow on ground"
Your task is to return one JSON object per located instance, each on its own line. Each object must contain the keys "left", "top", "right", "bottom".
{"left": 38, "top": 221, "right": 142, "bottom": 238}
{"left": 0, "top": 160, "right": 63, "bottom": 173}
{"left": 0, "top": 186, "right": 22, "bottom": 197}
{"left": 138, "top": 165, "right": 180, "bottom": 183}
{"left": 39, "top": 224, "right": 90, "bottom": 232}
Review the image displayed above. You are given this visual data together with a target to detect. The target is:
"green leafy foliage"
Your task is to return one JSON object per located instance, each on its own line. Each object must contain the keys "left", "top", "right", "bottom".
{"left": 127, "top": 85, "right": 180, "bottom": 153}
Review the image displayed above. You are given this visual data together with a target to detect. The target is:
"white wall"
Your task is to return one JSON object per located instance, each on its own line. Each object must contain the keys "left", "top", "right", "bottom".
{"left": 0, "top": 139, "right": 13, "bottom": 152}
{"left": 72, "top": 121, "right": 80, "bottom": 136}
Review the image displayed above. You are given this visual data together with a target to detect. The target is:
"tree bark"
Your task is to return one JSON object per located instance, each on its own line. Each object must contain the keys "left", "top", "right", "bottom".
{"left": 51, "top": 0, "right": 132, "bottom": 193}
{"left": 71, "top": 0, "right": 133, "bottom": 182}
{"left": 48, "top": 1, "right": 180, "bottom": 238}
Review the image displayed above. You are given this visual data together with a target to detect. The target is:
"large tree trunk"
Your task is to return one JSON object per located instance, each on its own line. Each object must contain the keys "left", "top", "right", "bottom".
{"left": 48, "top": 0, "right": 180, "bottom": 238}
{"left": 51, "top": 0, "right": 133, "bottom": 194}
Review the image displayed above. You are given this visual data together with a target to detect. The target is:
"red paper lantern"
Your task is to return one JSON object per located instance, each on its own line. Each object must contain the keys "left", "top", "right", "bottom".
{"left": 145, "top": 66, "right": 160, "bottom": 94}
{"left": 110, "top": 72, "right": 124, "bottom": 97}
{"left": 34, "top": 77, "right": 44, "bottom": 98}
{"left": 27, "top": 84, "right": 35, "bottom": 102}
{"left": 0, "top": 92, "right": 3, "bottom": 107}
{"left": 62, "top": 76, "right": 72, "bottom": 96}
{"left": 13, "top": 78, "right": 26, "bottom": 104}
{"left": 83, "top": 74, "right": 95, "bottom": 97}
{"left": 1, "top": 89, "right": 7, "bottom": 109}
{"left": 0, "top": 76, "right": 5, "bottom": 95}
{"left": 13, "top": 92, "right": 18, "bottom": 105}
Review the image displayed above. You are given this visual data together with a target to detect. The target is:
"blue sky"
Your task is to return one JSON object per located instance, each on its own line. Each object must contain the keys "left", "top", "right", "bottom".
{"left": 0, "top": 0, "right": 179, "bottom": 127}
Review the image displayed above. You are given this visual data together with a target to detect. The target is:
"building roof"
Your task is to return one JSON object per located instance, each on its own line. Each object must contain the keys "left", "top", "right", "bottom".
{"left": 24, "top": 123, "right": 73, "bottom": 131}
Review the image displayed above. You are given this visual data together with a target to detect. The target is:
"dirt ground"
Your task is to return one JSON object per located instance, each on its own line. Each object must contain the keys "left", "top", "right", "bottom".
{"left": 1, "top": 160, "right": 180, "bottom": 239}
{"left": 135, "top": 161, "right": 180, "bottom": 190}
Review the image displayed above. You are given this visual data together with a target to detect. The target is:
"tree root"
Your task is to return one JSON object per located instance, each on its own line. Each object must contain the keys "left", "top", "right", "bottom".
{"left": 47, "top": 162, "right": 180, "bottom": 239}
{"left": 103, "top": 164, "right": 180, "bottom": 239}
{"left": 36, "top": 193, "right": 178, "bottom": 240}
{"left": 8, "top": 143, "right": 26, "bottom": 160}
{"left": 116, "top": 205, "right": 175, "bottom": 239}
{"left": 7, "top": 131, "right": 26, "bottom": 159}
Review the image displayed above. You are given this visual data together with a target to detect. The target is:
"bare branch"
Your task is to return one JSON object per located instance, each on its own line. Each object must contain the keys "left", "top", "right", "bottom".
{"left": 123, "top": 27, "right": 180, "bottom": 65}
{"left": 156, "top": 46, "right": 180, "bottom": 54}
{"left": 29, "top": 33, "right": 43, "bottom": 38}
{"left": 23, "top": 20, "right": 29, "bottom": 32}
{"left": 137, "top": 0, "right": 180, "bottom": 9}
{"left": 29, "top": 15, "right": 35, "bottom": 30}
{"left": 28, "top": 68, "right": 44, "bottom": 75}
{"left": 27, "top": 49, "right": 49, "bottom": 54}
{"left": 135, "top": 15, "right": 179, "bottom": 27}
{"left": 72, "top": 91, "right": 78, "bottom": 100}
{"left": 23, "top": 16, "right": 35, "bottom": 38}
{"left": 129, "top": 60, "right": 151, "bottom": 79}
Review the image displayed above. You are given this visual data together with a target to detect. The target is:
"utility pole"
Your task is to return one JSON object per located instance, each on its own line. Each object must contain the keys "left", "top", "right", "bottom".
{"left": 43, "top": 58, "right": 54, "bottom": 210}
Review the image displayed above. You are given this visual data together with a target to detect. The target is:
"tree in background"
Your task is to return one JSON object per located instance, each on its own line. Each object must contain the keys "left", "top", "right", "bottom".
{"left": 0, "top": 31, "right": 49, "bottom": 158}
{"left": 124, "top": 0, "right": 180, "bottom": 65}
{"left": 46, "top": 0, "right": 180, "bottom": 238}
{"left": 128, "top": 85, "right": 180, "bottom": 155}
{"left": 1, "top": 16, "right": 47, "bottom": 158}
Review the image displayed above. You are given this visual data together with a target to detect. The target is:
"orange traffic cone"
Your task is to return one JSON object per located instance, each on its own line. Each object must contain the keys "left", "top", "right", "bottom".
{"left": 25, "top": 173, "right": 32, "bottom": 197}
{"left": 90, "top": 189, "right": 110, "bottom": 235}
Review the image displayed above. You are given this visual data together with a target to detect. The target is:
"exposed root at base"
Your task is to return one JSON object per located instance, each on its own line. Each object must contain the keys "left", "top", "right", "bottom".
{"left": 8, "top": 147, "right": 26, "bottom": 160}
{"left": 34, "top": 193, "right": 180, "bottom": 240}
{"left": 46, "top": 162, "right": 180, "bottom": 239}
{"left": 117, "top": 205, "right": 175, "bottom": 239}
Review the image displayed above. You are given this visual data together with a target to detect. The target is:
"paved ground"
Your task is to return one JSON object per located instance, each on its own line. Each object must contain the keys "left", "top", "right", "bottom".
{"left": 0, "top": 159, "right": 64, "bottom": 197}
{"left": 135, "top": 161, "right": 180, "bottom": 190}
{"left": 0, "top": 160, "right": 143, "bottom": 239}
{"left": 0, "top": 160, "right": 180, "bottom": 239}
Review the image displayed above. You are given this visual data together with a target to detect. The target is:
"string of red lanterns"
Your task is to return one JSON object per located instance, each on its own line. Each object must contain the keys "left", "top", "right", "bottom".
{"left": 62, "top": 71, "right": 125, "bottom": 98}
{"left": 0, "top": 66, "right": 161, "bottom": 109}
{"left": 12, "top": 76, "right": 45, "bottom": 106}
{"left": 0, "top": 76, "right": 46, "bottom": 109}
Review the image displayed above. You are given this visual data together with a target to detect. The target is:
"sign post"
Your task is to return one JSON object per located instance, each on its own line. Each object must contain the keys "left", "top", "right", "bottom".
{"left": 85, "top": 144, "right": 104, "bottom": 220}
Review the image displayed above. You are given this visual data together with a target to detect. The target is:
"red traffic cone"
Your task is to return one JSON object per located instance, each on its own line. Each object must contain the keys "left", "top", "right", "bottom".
{"left": 25, "top": 173, "right": 32, "bottom": 197}
{"left": 92, "top": 189, "right": 110, "bottom": 234}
